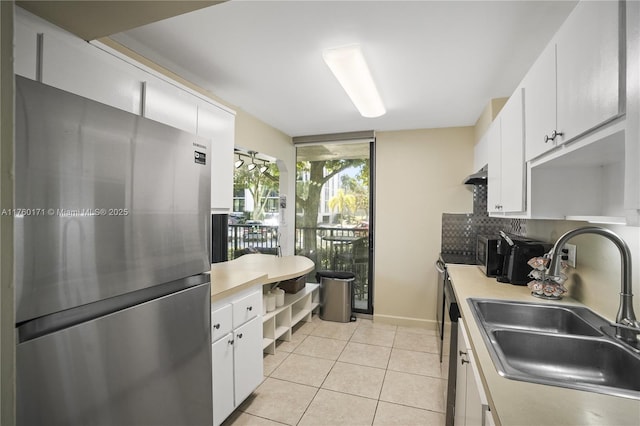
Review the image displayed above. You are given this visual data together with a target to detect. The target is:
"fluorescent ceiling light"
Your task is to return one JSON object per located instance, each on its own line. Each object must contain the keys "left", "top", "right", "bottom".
{"left": 322, "top": 44, "right": 386, "bottom": 118}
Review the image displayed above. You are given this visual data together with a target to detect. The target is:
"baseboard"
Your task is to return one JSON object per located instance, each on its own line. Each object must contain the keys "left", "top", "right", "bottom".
{"left": 373, "top": 313, "right": 437, "bottom": 331}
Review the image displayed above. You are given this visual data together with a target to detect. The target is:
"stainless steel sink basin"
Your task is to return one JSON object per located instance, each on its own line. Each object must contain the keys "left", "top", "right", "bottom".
{"left": 472, "top": 299, "right": 603, "bottom": 336}
{"left": 469, "top": 298, "right": 640, "bottom": 400}
{"left": 491, "top": 330, "right": 640, "bottom": 398}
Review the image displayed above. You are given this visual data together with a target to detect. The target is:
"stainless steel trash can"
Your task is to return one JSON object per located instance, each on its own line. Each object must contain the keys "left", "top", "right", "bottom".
{"left": 317, "top": 271, "right": 355, "bottom": 323}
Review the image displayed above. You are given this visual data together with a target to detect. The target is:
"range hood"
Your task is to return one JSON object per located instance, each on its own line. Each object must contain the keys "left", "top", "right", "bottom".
{"left": 463, "top": 167, "right": 487, "bottom": 185}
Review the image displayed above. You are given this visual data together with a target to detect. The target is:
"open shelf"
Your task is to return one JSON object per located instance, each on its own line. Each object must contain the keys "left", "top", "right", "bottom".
{"left": 291, "top": 309, "right": 310, "bottom": 326}
{"left": 262, "top": 337, "right": 274, "bottom": 350}
{"left": 274, "top": 325, "right": 289, "bottom": 340}
{"left": 262, "top": 283, "right": 319, "bottom": 354}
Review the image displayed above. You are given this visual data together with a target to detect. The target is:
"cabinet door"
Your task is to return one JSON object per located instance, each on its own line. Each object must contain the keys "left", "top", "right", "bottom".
{"left": 465, "top": 350, "right": 484, "bottom": 426}
{"left": 232, "top": 290, "right": 261, "bottom": 328}
{"left": 41, "top": 33, "right": 142, "bottom": 114}
{"left": 524, "top": 44, "right": 557, "bottom": 161}
{"left": 233, "top": 316, "right": 263, "bottom": 405}
{"left": 556, "top": 0, "right": 620, "bottom": 142}
{"left": 499, "top": 88, "right": 526, "bottom": 213}
{"left": 212, "top": 334, "right": 235, "bottom": 426}
{"left": 473, "top": 133, "right": 489, "bottom": 172}
{"left": 143, "top": 77, "right": 198, "bottom": 134}
{"left": 454, "top": 322, "right": 468, "bottom": 426}
{"left": 211, "top": 303, "right": 233, "bottom": 343}
{"left": 486, "top": 121, "right": 502, "bottom": 214}
{"left": 14, "top": 19, "right": 38, "bottom": 80}
{"left": 198, "top": 103, "right": 235, "bottom": 212}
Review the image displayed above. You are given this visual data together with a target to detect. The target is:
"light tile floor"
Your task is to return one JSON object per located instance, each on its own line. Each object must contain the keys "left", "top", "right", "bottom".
{"left": 224, "top": 315, "right": 447, "bottom": 426}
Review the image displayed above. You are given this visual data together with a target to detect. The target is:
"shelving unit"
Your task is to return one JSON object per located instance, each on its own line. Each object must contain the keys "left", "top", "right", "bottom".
{"left": 262, "top": 283, "right": 320, "bottom": 354}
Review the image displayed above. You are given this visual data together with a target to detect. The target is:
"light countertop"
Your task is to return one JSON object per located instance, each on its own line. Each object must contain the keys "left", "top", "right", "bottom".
{"left": 447, "top": 264, "right": 640, "bottom": 426}
{"left": 209, "top": 254, "right": 315, "bottom": 302}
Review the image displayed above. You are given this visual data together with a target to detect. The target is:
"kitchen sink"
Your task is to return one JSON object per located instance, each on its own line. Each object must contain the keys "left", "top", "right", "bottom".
{"left": 469, "top": 298, "right": 640, "bottom": 400}
{"left": 471, "top": 299, "right": 603, "bottom": 336}
{"left": 492, "top": 330, "right": 640, "bottom": 396}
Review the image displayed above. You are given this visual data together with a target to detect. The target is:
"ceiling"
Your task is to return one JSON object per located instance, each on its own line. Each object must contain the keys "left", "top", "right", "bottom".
{"left": 17, "top": 1, "right": 223, "bottom": 41}
{"left": 109, "top": 0, "right": 578, "bottom": 138}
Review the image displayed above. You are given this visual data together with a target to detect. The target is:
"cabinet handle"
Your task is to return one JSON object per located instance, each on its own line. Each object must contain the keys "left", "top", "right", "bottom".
{"left": 237, "top": 333, "right": 243, "bottom": 339}
{"left": 544, "top": 130, "right": 564, "bottom": 143}
{"left": 246, "top": 306, "right": 253, "bottom": 311}
{"left": 551, "top": 129, "right": 564, "bottom": 140}
{"left": 461, "top": 358, "right": 470, "bottom": 365}
{"left": 213, "top": 323, "right": 220, "bottom": 330}
{"left": 459, "top": 350, "right": 467, "bottom": 356}
{"left": 228, "top": 339, "right": 234, "bottom": 345}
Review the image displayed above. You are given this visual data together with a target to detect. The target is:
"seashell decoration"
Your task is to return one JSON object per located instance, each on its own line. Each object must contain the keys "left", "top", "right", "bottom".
{"left": 527, "top": 255, "right": 569, "bottom": 300}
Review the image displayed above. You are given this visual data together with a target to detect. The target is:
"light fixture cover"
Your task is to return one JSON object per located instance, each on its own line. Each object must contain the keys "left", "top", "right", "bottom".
{"left": 247, "top": 162, "right": 257, "bottom": 171}
{"left": 322, "top": 44, "right": 386, "bottom": 118}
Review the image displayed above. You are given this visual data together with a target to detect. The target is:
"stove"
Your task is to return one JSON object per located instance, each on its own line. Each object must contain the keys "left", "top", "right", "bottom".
{"left": 437, "top": 252, "right": 474, "bottom": 426}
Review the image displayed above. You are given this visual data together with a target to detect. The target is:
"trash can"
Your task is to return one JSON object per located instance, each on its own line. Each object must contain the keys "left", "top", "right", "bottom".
{"left": 317, "top": 271, "right": 356, "bottom": 323}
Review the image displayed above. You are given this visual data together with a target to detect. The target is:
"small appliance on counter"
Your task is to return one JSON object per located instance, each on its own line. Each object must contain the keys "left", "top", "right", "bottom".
{"left": 496, "top": 231, "right": 552, "bottom": 285}
{"left": 476, "top": 234, "right": 502, "bottom": 277}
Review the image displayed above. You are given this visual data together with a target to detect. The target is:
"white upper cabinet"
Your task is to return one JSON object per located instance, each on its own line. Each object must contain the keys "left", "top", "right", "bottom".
{"left": 524, "top": 0, "right": 621, "bottom": 161}
{"left": 41, "top": 33, "right": 143, "bottom": 115}
{"left": 523, "top": 45, "right": 557, "bottom": 161}
{"left": 197, "top": 102, "right": 235, "bottom": 212}
{"left": 486, "top": 120, "right": 502, "bottom": 214}
{"left": 14, "top": 18, "right": 38, "bottom": 80}
{"left": 556, "top": 0, "right": 621, "bottom": 142}
{"left": 473, "top": 132, "right": 489, "bottom": 172}
{"left": 488, "top": 88, "right": 526, "bottom": 215}
{"left": 499, "top": 88, "right": 526, "bottom": 213}
{"left": 143, "top": 78, "right": 198, "bottom": 134}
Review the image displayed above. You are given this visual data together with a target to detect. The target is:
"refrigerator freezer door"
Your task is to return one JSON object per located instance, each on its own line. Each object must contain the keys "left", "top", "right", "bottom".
{"left": 17, "top": 282, "right": 212, "bottom": 426}
{"left": 14, "top": 76, "right": 211, "bottom": 323}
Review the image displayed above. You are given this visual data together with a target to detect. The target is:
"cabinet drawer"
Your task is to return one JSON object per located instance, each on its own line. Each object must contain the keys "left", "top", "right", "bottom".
{"left": 232, "top": 290, "right": 261, "bottom": 327}
{"left": 211, "top": 304, "right": 233, "bottom": 343}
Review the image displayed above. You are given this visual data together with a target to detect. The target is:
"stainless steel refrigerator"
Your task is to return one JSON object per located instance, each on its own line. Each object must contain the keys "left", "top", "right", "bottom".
{"left": 14, "top": 76, "right": 213, "bottom": 425}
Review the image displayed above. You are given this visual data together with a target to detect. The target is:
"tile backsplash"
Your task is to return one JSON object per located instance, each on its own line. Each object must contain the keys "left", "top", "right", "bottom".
{"left": 441, "top": 185, "right": 526, "bottom": 256}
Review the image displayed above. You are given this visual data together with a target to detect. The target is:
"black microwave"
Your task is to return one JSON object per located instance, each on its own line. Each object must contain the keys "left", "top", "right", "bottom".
{"left": 476, "top": 234, "right": 502, "bottom": 277}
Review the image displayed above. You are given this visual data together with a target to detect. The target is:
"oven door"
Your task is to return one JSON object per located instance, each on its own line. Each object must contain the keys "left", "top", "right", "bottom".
{"left": 443, "top": 275, "right": 460, "bottom": 426}
{"left": 435, "top": 258, "right": 446, "bottom": 361}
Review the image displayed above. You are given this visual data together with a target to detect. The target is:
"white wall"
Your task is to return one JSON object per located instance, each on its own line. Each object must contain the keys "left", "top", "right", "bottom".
{"left": 374, "top": 127, "right": 475, "bottom": 327}
{"left": 233, "top": 109, "right": 295, "bottom": 254}
{"left": 526, "top": 220, "right": 640, "bottom": 323}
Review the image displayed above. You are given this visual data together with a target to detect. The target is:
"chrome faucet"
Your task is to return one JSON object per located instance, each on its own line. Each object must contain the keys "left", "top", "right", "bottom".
{"left": 546, "top": 226, "right": 640, "bottom": 343}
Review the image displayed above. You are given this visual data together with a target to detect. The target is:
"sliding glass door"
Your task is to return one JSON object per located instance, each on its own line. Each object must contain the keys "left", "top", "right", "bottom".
{"left": 294, "top": 139, "right": 374, "bottom": 314}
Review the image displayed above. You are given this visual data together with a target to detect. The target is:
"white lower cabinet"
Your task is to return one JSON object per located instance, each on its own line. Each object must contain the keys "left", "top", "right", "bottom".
{"left": 455, "top": 321, "right": 494, "bottom": 426}
{"left": 233, "top": 317, "right": 263, "bottom": 404}
{"left": 212, "top": 331, "right": 235, "bottom": 424}
{"left": 212, "top": 287, "right": 263, "bottom": 426}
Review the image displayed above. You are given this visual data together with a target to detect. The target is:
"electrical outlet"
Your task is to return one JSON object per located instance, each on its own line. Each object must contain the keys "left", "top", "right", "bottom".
{"left": 564, "top": 243, "right": 577, "bottom": 268}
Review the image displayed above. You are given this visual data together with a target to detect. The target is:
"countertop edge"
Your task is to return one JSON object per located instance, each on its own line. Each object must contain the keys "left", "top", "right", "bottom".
{"left": 209, "top": 254, "right": 315, "bottom": 302}
{"left": 210, "top": 271, "right": 268, "bottom": 303}
{"left": 447, "top": 264, "right": 640, "bottom": 426}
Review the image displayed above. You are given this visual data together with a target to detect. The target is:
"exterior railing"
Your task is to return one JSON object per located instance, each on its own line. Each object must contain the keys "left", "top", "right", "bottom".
{"left": 228, "top": 224, "right": 280, "bottom": 259}
{"left": 227, "top": 224, "right": 369, "bottom": 310}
